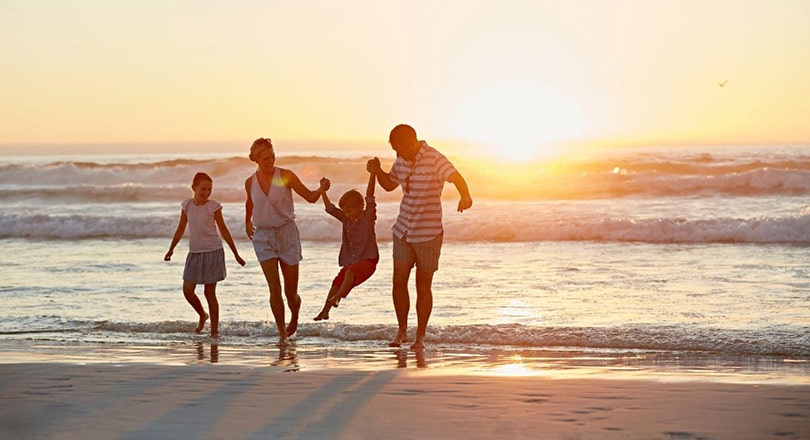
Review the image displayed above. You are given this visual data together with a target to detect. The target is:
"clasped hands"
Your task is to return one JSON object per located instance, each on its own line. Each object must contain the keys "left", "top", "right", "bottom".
{"left": 366, "top": 157, "right": 381, "bottom": 174}
{"left": 319, "top": 177, "right": 331, "bottom": 192}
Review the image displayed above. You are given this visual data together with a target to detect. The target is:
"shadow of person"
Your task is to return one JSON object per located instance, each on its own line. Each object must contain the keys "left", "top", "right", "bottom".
{"left": 415, "top": 347, "right": 427, "bottom": 368}
{"left": 210, "top": 343, "right": 219, "bottom": 363}
{"left": 271, "top": 343, "right": 299, "bottom": 372}
{"left": 394, "top": 348, "right": 408, "bottom": 368}
{"left": 392, "top": 347, "right": 429, "bottom": 369}
{"left": 196, "top": 342, "right": 205, "bottom": 362}
{"left": 195, "top": 342, "right": 219, "bottom": 364}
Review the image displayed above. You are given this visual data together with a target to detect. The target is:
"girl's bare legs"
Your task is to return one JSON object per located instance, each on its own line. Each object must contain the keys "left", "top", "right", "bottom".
{"left": 280, "top": 261, "right": 301, "bottom": 337}
{"left": 203, "top": 283, "right": 219, "bottom": 338}
{"left": 314, "top": 271, "right": 355, "bottom": 321}
{"left": 260, "top": 258, "right": 288, "bottom": 345}
{"left": 183, "top": 280, "right": 208, "bottom": 333}
{"left": 389, "top": 261, "right": 412, "bottom": 347}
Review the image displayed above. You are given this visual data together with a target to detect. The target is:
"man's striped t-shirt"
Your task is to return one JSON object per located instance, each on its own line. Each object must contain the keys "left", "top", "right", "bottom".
{"left": 389, "top": 141, "right": 457, "bottom": 243}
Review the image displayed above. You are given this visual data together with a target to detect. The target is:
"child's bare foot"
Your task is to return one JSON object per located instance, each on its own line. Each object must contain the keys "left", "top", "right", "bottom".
{"left": 195, "top": 313, "right": 209, "bottom": 334}
{"left": 388, "top": 332, "right": 407, "bottom": 347}
{"left": 314, "top": 308, "right": 330, "bottom": 321}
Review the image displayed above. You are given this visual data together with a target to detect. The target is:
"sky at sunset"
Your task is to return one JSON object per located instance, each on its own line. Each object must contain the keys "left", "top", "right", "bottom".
{"left": 1, "top": 0, "right": 809, "bottom": 157}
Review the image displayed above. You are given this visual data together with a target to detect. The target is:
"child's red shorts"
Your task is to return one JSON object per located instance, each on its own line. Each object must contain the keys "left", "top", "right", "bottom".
{"left": 331, "top": 258, "right": 378, "bottom": 295}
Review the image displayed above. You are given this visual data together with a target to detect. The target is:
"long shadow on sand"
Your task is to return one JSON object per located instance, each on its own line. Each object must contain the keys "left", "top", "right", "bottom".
{"left": 246, "top": 369, "right": 400, "bottom": 439}
{"left": 118, "top": 368, "right": 268, "bottom": 440}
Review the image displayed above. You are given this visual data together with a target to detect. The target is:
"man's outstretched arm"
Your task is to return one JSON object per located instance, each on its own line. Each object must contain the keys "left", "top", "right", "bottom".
{"left": 449, "top": 171, "right": 473, "bottom": 212}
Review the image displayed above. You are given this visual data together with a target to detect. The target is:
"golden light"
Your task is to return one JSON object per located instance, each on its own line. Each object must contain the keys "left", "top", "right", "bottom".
{"left": 490, "top": 362, "right": 536, "bottom": 377}
{"left": 450, "top": 78, "right": 585, "bottom": 162}
{"left": 494, "top": 299, "right": 535, "bottom": 325}
{"left": 488, "top": 355, "right": 542, "bottom": 377}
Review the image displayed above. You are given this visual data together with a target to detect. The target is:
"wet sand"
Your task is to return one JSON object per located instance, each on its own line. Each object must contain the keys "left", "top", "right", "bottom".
{"left": 1, "top": 358, "right": 809, "bottom": 440}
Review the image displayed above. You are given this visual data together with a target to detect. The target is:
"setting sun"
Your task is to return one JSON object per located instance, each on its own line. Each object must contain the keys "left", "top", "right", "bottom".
{"left": 450, "top": 79, "right": 585, "bottom": 162}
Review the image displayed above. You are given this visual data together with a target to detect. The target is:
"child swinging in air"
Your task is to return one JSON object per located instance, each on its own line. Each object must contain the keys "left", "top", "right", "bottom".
{"left": 165, "top": 172, "right": 246, "bottom": 337}
{"left": 314, "top": 170, "right": 379, "bottom": 321}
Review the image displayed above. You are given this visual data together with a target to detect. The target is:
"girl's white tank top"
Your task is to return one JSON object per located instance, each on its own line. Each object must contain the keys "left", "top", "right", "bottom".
{"left": 250, "top": 168, "right": 295, "bottom": 228}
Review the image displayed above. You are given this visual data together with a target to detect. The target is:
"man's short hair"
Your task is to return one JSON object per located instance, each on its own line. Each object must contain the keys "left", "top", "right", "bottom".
{"left": 389, "top": 124, "right": 417, "bottom": 145}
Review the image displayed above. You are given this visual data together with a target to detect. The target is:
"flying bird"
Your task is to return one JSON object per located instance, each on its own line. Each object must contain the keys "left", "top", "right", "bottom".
{"left": 717, "top": 80, "right": 728, "bottom": 87}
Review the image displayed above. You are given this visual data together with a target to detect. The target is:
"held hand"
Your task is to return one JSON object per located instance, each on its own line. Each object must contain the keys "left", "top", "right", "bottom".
{"left": 457, "top": 195, "right": 473, "bottom": 212}
{"left": 164, "top": 250, "right": 173, "bottom": 261}
{"left": 246, "top": 221, "right": 255, "bottom": 241}
{"left": 319, "top": 177, "right": 331, "bottom": 192}
{"left": 366, "top": 157, "right": 381, "bottom": 173}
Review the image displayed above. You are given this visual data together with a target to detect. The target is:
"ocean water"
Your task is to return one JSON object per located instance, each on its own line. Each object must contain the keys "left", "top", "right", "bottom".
{"left": 1, "top": 144, "right": 809, "bottom": 379}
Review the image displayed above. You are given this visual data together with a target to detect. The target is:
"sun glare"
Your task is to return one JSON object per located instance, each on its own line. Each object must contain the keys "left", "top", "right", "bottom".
{"left": 488, "top": 356, "right": 543, "bottom": 377}
{"left": 451, "top": 79, "right": 585, "bottom": 162}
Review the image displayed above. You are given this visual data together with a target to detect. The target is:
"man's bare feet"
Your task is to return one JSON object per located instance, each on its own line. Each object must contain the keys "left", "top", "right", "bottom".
{"left": 195, "top": 313, "right": 209, "bottom": 334}
{"left": 410, "top": 337, "right": 425, "bottom": 351}
{"left": 388, "top": 331, "right": 407, "bottom": 347}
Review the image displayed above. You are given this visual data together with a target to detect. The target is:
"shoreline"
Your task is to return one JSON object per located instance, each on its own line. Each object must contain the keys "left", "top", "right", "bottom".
{"left": 2, "top": 361, "right": 809, "bottom": 439}
{"left": 2, "top": 340, "right": 808, "bottom": 386}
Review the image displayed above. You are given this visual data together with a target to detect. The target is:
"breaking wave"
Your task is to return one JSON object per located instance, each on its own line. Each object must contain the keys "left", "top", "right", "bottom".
{"left": 4, "top": 320, "right": 807, "bottom": 357}
{"left": 2, "top": 206, "right": 808, "bottom": 244}
{"left": 2, "top": 148, "right": 810, "bottom": 202}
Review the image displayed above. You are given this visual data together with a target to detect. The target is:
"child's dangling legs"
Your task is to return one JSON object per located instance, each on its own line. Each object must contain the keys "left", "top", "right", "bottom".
{"left": 203, "top": 283, "right": 219, "bottom": 337}
{"left": 182, "top": 280, "right": 208, "bottom": 333}
{"left": 314, "top": 271, "right": 355, "bottom": 321}
{"left": 314, "top": 259, "right": 377, "bottom": 321}
{"left": 328, "top": 270, "right": 356, "bottom": 307}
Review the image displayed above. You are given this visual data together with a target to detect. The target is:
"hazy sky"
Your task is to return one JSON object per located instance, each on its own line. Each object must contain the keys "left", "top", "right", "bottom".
{"left": 2, "top": 0, "right": 809, "bottom": 155}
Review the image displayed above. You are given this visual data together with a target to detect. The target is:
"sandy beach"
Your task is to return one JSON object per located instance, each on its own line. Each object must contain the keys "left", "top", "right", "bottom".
{"left": 2, "top": 350, "right": 809, "bottom": 440}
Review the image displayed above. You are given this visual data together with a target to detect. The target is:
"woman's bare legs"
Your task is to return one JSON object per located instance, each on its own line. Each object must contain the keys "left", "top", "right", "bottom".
{"left": 280, "top": 261, "right": 301, "bottom": 337}
{"left": 260, "top": 258, "right": 288, "bottom": 345}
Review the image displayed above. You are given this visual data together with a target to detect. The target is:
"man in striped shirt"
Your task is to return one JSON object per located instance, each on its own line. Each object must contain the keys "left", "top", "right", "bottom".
{"left": 368, "top": 124, "right": 473, "bottom": 350}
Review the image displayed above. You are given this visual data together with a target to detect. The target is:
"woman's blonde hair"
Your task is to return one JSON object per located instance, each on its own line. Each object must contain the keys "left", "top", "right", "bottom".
{"left": 249, "top": 138, "right": 274, "bottom": 162}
